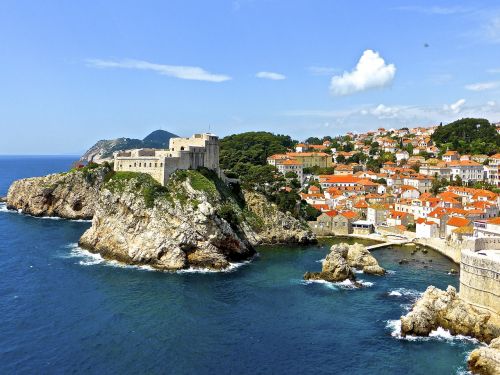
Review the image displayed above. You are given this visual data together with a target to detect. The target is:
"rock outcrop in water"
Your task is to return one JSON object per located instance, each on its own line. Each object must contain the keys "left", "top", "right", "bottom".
{"left": 468, "top": 337, "right": 500, "bottom": 375}
{"left": 303, "top": 243, "right": 385, "bottom": 282}
{"left": 79, "top": 169, "right": 315, "bottom": 271}
{"left": 346, "top": 243, "right": 386, "bottom": 275}
{"left": 400, "top": 285, "right": 499, "bottom": 343}
{"left": 6, "top": 164, "right": 112, "bottom": 219}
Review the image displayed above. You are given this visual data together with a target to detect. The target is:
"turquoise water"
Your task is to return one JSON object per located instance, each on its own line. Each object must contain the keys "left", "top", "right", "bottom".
{"left": 0, "top": 157, "right": 476, "bottom": 374}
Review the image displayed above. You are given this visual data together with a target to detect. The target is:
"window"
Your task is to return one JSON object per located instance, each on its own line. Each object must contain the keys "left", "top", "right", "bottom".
{"left": 155, "top": 163, "right": 157, "bottom": 167}
{"left": 134, "top": 163, "right": 136, "bottom": 167}
{"left": 149, "top": 163, "right": 152, "bottom": 167}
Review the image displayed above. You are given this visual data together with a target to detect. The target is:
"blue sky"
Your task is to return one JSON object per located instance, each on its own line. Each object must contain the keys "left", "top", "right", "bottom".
{"left": 1, "top": 0, "right": 500, "bottom": 154}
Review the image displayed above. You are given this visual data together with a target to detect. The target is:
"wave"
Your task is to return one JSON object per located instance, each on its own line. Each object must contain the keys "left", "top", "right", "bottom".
{"left": 385, "top": 319, "right": 479, "bottom": 343}
{"left": 0, "top": 203, "right": 92, "bottom": 222}
{"left": 63, "top": 243, "right": 253, "bottom": 273}
{"left": 387, "top": 288, "right": 422, "bottom": 298}
{"left": 301, "top": 278, "right": 373, "bottom": 290}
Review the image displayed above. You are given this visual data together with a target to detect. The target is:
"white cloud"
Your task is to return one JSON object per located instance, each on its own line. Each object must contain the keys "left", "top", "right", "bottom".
{"left": 395, "top": 5, "right": 470, "bottom": 15}
{"left": 307, "top": 66, "right": 339, "bottom": 76}
{"left": 465, "top": 81, "right": 500, "bottom": 91}
{"left": 281, "top": 99, "right": 500, "bottom": 134}
{"left": 255, "top": 71, "right": 286, "bottom": 80}
{"left": 329, "top": 50, "right": 396, "bottom": 96}
{"left": 443, "top": 99, "right": 466, "bottom": 114}
{"left": 482, "top": 16, "right": 500, "bottom": 43}
{"left": 86, "top": 58, "right": 231, "bottom": 82}
{"left": 370, "top": 104, "right": 400, "bottom": 119}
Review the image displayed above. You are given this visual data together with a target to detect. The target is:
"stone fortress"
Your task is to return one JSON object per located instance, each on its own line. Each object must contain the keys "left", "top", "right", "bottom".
{"left": 114, "top": 133, "right": 220, "bottom": 185}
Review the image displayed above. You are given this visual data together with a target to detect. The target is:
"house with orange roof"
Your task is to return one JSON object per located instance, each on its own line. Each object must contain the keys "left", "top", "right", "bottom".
{"left": 318, "top": 175, "right": 360, "bottom": 189}
{"left": 447, "top": 160, "right": 483, "bottom": 184}
{"left": 387, "top": 210, "right": 409, "bottom": 227}
{"left": 442, "top": 150, "right": 460, "bottom": 162}
{"left": 367, "top": 204, "right": 388, "bottom": 225}
{"left": 415, "top": 217, "right": 439, "bottom": 238}
{"left": 489, "top": 153, "right": 500, "bottom": 167}
{"left": 334, "top": 164, "right": 354, "bottom": 175}
{"left": 308, "top": 185, "right": 321, "bottom": 194}
{"left": 446, "top": 216, "right": 471, "bottom": 238}
{"left": 285, "top": 152, "right": 332, "bottom": 169}
{"left": 312, "top": 210, "right": 353, "bottom": 235}
{"left": 275, "top": 158, "right": 304, "bottom": 183}
{"left": 400, "top": 185, "right": 420, "bottom": 199}
{"left": 403, "top": 174, "right": 433, "bottom": 193}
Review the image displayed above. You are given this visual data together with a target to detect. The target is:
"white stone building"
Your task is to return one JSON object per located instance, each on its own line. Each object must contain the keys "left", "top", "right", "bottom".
{"left": 114, "top": 133, "right": 220, "bottom": 186}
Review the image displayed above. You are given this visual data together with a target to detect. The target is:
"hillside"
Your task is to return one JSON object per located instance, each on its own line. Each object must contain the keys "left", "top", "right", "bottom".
{"left": 431, "top": 118, "right": 500, "bottom": 155}
{"left": 220, "top": 131, "right": 296, "bottom": 170}
{"left": 80, "top": 130, "right": 178, "bottom": 163}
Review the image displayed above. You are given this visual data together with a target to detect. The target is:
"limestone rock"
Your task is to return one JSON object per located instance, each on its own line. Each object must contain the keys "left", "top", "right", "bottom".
{"left": 6, "top": 164, "right": 112, "bottom": 219}
{"left": 346, "top": 243, "right": 386, "bottom": 275}
{"left": 79, "top": 170, "right": 315, "bottom": 271}
{"left": 400, "top": 285, "right": 498, "bottom": 343}
{"left": 468, "top": 338, "right": 500, "bottom": 375}
{"left": 241, "top": 191, "right": 316, "bottom": 245}
{"left": 304, "top": 243, "right": 356, "bottom": 282}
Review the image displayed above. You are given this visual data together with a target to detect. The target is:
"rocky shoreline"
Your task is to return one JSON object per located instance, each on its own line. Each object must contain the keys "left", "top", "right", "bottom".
{"left": 6, "top": 166, "right": 315, "bottom": 271}
{"left": 400, "top": 285, "right": 500, "bottom": 374}
{"left": 304, "top": 243, "right": 385, "bottom": 283}
{"left": 6, "top": 164, "right": 112, "bottom": 220}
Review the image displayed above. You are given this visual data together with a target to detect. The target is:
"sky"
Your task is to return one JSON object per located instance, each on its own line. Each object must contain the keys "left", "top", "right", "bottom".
{"left": 1, "top": 0, "right": 500, "bottom": 154}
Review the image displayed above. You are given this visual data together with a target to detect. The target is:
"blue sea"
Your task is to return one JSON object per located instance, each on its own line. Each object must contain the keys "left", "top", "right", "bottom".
{"left": 0, "top": 156, "right": 478, "bottom": 374}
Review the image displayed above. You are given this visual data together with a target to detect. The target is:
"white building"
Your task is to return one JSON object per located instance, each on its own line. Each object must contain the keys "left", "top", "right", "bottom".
{"left": 114, "top": 133, "right": 220, "bottom": 186}
{"left": 275, "top": 159, "right": 304, "bottom": 183}
{"left": 416, "top": 218, "right": 439, "bottom": 238}
{"left": 448, "top": 161, "right": 484, "bottom": 184}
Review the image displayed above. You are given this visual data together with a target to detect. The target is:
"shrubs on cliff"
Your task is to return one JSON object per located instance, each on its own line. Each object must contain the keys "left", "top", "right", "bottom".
{"left": 105, "top": 171, "right": 169, "bottom": 208}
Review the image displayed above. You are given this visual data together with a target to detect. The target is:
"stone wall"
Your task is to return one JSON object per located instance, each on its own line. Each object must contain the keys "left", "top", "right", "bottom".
{"left": 413, "top": 237, "right": 461, "bottom": 263}
{"left": 460, "top": 250, "right": 500, "bottom": 315}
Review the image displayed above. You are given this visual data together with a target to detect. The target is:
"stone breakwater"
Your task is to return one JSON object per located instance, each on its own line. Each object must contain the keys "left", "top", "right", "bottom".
{"left": 6, "top": 164, "right": 112, "bottom": 220}
{"left": 304, "top": 243, "right": 385, "bottom": 283}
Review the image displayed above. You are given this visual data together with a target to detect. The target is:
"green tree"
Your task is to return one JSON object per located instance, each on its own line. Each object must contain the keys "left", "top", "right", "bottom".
{"left": 431, "top": 118, "right": 500, "bottom": 155}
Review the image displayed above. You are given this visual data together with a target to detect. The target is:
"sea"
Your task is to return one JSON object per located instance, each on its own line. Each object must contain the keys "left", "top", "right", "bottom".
{"left": 0, "top": 156, "right": 479, "bottom": 374}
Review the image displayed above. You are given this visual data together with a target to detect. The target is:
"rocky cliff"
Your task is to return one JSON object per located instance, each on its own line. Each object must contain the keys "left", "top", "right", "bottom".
{"left": 400, "top": 285, "right": 499, "bottom": 343}
{"left": 468, "top": 337, "right": 500, "bottom": 375}
{"left": 79, "top": 169, "right": 315, "bottom": 271}
{"left": 304, "top": 243, "right": 385, "bottom": 283}
{"left": 6, "top": 164, "right": 112, "bottom": 219}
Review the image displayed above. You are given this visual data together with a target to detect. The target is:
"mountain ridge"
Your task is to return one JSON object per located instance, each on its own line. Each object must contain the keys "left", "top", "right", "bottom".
{"left": 80, "top": 130, "right": 178, "bottom": 163}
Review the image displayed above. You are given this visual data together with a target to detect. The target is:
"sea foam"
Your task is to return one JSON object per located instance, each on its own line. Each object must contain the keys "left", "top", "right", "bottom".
{"left": 387, "top": 288, "right": 422, "bottom": 298}
{"left": 64, "top": 243, "right": 253, "bottom": 273}
{"left": 301, "top": 278, "right": 373, "bottom": 290}
{"left": 385, "top": 319, "right": 479, "bottom": 344}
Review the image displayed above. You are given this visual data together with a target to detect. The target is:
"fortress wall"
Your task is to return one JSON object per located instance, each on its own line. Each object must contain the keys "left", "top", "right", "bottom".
{"left": 460, "top": 250, "right": 500, "bottom": 315}
{"left": 115, "top": 157, "right": 164, "bottom": 185}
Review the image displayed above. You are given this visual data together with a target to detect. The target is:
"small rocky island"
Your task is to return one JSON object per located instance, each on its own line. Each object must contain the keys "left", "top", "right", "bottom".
{"left": 400, "top": 285, "right": 500, "bottom": 374}
{"left": 304, "top": 243, "right": 385, "bottom": 283}
{"left": 6, "top": 164, "right": 315, "bottom": 271}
